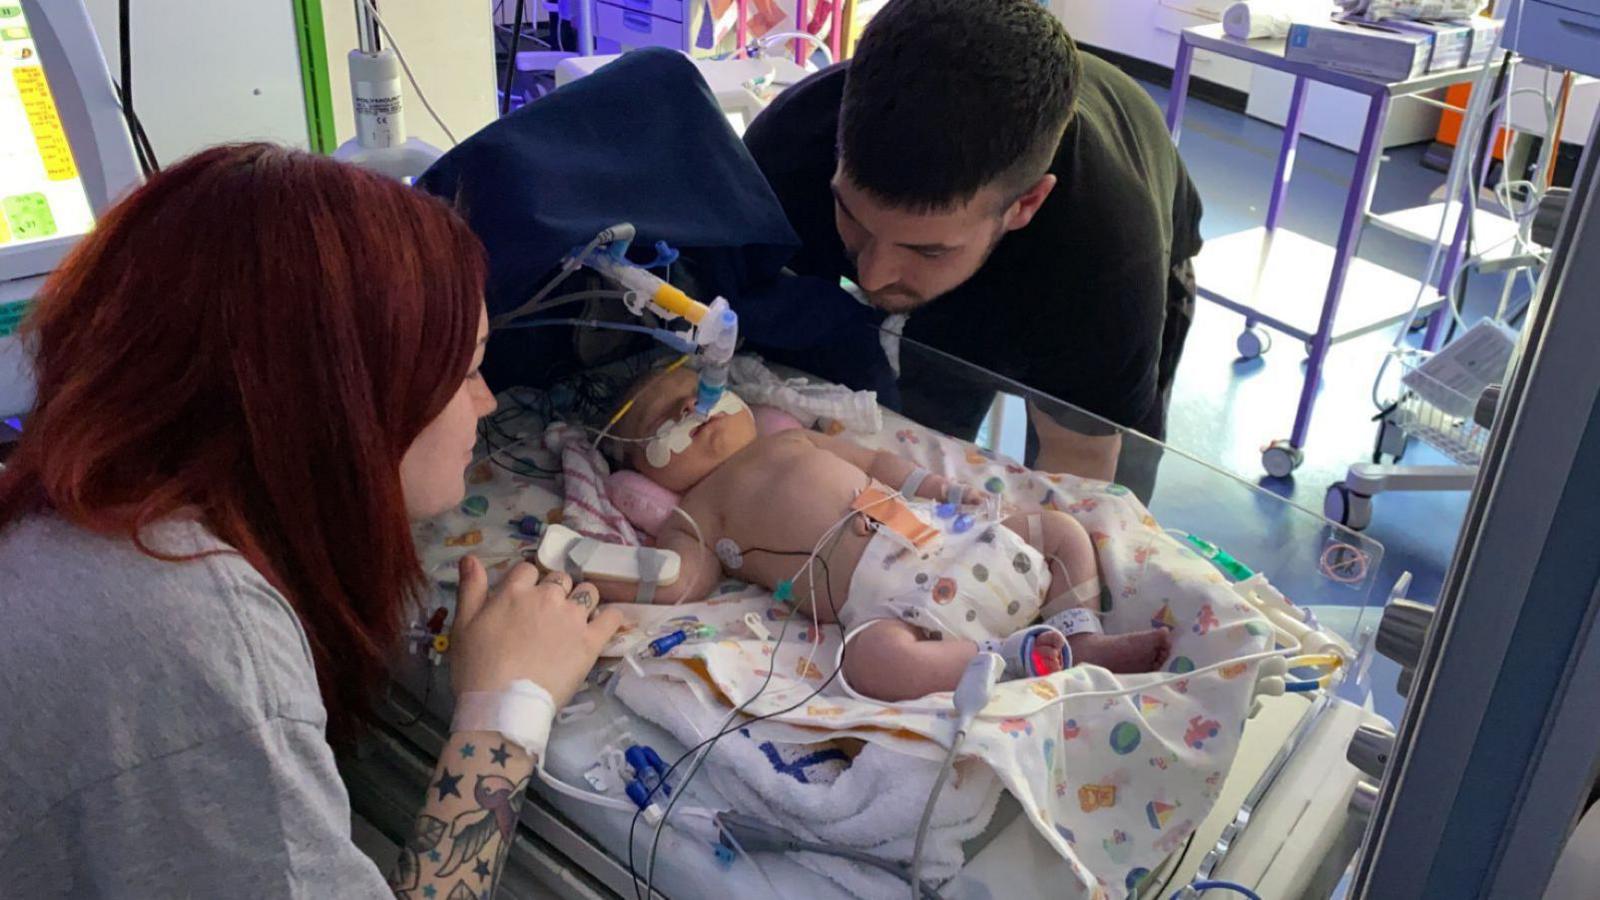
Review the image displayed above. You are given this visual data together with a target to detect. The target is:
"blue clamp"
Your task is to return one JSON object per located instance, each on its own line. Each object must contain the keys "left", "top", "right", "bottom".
{"left": 635, "top": 240, "right": 680, "bottom": 270}
{"left": 570, "top": 237, "right": 634, "bottom": 264}
{"left": 578, "top": 238, "right": 679, "bottom": 270}
{"left": 624, "top": 744, "right": 672, "bottom": 809}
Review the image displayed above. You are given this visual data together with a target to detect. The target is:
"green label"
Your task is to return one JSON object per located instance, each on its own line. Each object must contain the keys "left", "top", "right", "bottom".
{"left": 0, "top": 7, "right": 23, "bottom": 20}
{"left": 0, "top": 300, "right": 29, "bottom": 338}
{"left": 2, "top": 193, "right": 56, "bottom": 240}
{"left": 0, "top": 25, "right": 28, "bottom": 41}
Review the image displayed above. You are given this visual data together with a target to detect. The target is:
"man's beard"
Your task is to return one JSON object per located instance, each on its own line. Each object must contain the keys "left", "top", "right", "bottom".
{"left": 857, "top": 227, "right": 1007, "bottom": 316}
{"left": 867, "top": 287, "right": 930, "bottom": 315}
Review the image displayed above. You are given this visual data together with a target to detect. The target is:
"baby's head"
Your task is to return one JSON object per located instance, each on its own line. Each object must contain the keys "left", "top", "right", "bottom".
{"left": 609, "top": 364, "right": 758, "bottom": 492}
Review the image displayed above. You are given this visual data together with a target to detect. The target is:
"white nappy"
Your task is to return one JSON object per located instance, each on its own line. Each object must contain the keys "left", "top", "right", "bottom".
{"left": 842, "top": 503, "right": 1049, "bottom": 643}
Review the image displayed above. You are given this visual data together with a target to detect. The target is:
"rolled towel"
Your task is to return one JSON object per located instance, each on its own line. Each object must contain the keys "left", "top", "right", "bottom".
{"left": 1223, "top": 0, "right": 1301, "bottom": 39}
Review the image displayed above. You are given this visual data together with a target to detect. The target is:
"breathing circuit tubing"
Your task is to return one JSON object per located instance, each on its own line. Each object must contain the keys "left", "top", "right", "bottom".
{"left": 497, "top": 317, "right": 698, "bottom": 354}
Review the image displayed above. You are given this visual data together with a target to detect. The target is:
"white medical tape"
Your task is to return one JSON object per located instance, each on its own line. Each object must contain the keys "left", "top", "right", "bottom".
{"left": 901, "top": 467, "right": 931, "bottom": 499}
{"left": 946, "top": 482, "right": 967, "bottom": 507}
{"left": 644, "top": 417, "right": 695, "bottom": 468}
{"left": 451, "top": 679, "right": 556, "bottom": 762}
{"left": 1044, "top": 578, "right": 1102, "bottom": 612}
{"left": 643, "top": 391, "right": 749, "bottom": 469}
{"left": 634, "top": 547, "right": 663, "bottom": 604}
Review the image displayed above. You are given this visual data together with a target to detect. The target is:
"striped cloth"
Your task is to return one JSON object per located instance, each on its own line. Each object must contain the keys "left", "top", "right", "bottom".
{"left": 542, "top": 422, "right": 641, "bottom": 546}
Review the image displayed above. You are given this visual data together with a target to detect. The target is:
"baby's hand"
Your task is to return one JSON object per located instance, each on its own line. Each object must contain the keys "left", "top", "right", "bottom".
{"left": 920, "top": 473, "right": 986, "bottom": 507}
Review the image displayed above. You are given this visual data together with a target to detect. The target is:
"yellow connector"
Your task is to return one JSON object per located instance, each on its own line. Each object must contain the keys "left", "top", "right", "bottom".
{"left": 652, "top": 283, "right": 708, "bottom": 324}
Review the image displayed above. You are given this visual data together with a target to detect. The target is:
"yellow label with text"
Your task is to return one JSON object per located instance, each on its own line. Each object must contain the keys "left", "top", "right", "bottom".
{"left": 14, "top": 65, "right": 78, "bottom": 181}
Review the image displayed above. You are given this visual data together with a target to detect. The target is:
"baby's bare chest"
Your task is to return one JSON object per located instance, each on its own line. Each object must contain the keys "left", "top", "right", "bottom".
{"left": 688, "top": 437, "right": 870, "bottom": 545}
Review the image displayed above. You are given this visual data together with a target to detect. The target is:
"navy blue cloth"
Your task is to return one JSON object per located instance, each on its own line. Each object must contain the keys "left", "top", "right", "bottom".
{"left": 417, "top": 48, "right": 886, "bottom": 390}
{"left": 736, "top": 273, "right": 901, "bottom": 405}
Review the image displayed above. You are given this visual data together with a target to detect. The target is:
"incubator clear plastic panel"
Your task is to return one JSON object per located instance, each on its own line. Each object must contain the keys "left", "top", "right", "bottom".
{"left": 368, "top": 327, "right": 1389, "bottom": 900}
{"left": 885, "top": 329, "right": 1385, "bottom": 671}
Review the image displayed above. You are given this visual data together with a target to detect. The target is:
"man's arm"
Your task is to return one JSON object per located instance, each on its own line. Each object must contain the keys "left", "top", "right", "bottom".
{"left": 1028, "top": 402, "right": 1122, "bottom": 482}
{"left": 390, "top": 732, "right": 535, "bottom": 900}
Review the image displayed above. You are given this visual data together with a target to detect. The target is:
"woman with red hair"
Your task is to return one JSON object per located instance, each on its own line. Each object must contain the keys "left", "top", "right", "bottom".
{"left": 0, "top": 144, "right": 620, "bottom": 897}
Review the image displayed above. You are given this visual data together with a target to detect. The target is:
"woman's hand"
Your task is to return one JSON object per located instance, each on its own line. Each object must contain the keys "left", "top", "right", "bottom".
{"left": 449, "top": 557, "right": 623, "bottom": 707}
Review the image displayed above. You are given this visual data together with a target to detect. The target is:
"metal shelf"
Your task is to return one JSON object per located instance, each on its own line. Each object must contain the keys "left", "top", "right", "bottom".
{"left": 1180, "top": 23, "right": 1488, "bottom": 99}
{"left": 1193, "top": 227, "right": 1441, "bottom": 345}
{"left": 1367, "top": 202, "right": 1545, "bottom": 275}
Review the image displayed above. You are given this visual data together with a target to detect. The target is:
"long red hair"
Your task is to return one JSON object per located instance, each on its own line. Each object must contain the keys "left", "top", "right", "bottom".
{"left": 0, "top": 143, "right": 485, "bottom": 734}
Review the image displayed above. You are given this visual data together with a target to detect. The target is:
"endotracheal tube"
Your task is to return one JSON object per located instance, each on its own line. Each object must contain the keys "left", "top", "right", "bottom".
{"left": 583, "top": 240, "right": 738, "bottom": 417}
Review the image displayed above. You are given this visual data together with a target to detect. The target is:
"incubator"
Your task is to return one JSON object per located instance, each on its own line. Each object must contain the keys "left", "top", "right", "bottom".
{"left": 344, "top": 322, "right": 1395, "bottom": 900}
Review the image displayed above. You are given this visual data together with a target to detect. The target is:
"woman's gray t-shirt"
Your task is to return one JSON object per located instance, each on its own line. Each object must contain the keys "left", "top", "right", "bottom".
{"left": 0, "top": 514, "right": 391, "bottom": 897}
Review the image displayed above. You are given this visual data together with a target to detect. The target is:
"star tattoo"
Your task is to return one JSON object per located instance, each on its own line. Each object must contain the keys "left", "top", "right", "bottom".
{"left": 434, "top": 768, "right": 463, "bottom": 801}
{"left": 489, "top": 743, "right": 511, "bottom": 767}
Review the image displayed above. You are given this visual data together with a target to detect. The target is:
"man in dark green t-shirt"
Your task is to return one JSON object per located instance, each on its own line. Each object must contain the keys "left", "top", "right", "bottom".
{"left": 744, "top": 0, "right": 1202, "bottom": 490}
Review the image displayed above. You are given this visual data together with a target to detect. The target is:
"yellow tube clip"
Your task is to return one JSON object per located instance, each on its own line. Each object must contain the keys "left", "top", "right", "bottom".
{"left": 652, "top": 283, "right": 708, "bottom": 324}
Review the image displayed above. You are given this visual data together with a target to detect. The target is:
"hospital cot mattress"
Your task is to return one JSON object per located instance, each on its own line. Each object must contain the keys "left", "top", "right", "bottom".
{"left": 409, "top": 390, "right": 1288, "bottom": 899}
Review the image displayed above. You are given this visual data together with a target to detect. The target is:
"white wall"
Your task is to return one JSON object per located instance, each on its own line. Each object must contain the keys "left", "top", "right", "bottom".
{"left": 1049, "top": 0, "right": 1257, "bottom": 94}
{"left": 1051, "top": 0, "right": 1445, "bottom": 152}
{"left": 78, "top": 1, "right": 498, "bottom": 164}
{"left": 83, "top": 0, "right": 310, "bottom": 163}
{"left": 321, "top": 0, "right": 499, "bottom": 151}
{"left": 1247, "top": 72, "right": 1443, "bottom": 151}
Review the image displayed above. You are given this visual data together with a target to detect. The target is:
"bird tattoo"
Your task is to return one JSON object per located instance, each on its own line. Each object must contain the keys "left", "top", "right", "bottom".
{"left": 436, "top": 774, "right": 529, "bottom": 878}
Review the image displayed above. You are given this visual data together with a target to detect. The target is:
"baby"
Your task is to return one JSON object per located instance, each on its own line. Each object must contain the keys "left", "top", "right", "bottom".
{"left": 592, "top": 365, "right": 1172, "bottom": 701}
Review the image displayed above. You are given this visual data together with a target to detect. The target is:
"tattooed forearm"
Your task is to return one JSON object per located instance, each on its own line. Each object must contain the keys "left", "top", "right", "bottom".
{"left": 390, "top": 733, "right": 534, "bottom": 899}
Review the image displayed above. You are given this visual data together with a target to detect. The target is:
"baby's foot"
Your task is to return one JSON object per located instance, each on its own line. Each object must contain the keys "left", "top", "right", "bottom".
{"left": 1031, "top": 629, "right": 1067, "bottom": 673}
{"left": 1067, "top": 628, "right": 1172, "bottom": 674}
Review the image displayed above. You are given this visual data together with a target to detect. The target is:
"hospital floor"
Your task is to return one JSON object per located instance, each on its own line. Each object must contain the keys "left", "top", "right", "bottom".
{"left": 1135, "top": 81, "right": 1523, "bottom": 726}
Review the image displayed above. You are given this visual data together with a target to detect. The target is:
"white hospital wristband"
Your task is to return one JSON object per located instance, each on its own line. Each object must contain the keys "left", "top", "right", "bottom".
{"left": 901, "top": 466, "right": 932, "bottom": 498}
{"left": 450, "top": 679, "right": 556, "bottom": 762}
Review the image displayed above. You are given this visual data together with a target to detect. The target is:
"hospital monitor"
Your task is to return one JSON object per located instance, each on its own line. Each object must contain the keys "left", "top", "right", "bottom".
{"left": 0, "top": 0, "right": 140, "bottom": 419}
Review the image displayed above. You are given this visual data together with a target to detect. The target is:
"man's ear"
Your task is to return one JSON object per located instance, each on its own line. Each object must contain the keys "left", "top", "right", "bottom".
{"left": 1002, "top": 174, "right": 1057, "bottom": 233}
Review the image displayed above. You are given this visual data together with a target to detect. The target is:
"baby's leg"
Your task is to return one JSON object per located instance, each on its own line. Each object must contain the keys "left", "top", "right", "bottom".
{"left": 843, "top": 619, "right": 984, "bottom": 702}
{"left": 1006, "top": 510, "right": 1171, "bottom": 674}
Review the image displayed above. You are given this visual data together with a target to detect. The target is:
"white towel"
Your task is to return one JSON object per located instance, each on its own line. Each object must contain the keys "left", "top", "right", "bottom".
{"left": 1222, "top": 0, "right": 1303, "bottom": 39}
{"left": 615, "top": 672, "right": 1001, "bottom": 900}
{"left": 730, "top": 355, "right": 884, "bottom": 434}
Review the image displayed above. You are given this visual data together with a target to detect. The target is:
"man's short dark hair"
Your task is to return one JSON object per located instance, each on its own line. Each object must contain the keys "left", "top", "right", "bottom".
{"left": 839, "top": 0, "right": 1081, "bottom": 212}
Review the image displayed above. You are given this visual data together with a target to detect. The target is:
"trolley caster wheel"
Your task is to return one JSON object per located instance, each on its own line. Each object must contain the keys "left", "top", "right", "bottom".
{"left": 1236, "top": 326, "right": 1272, "bottom": 360}
{"left": 1262, "top": 440, "right": 1304, "bottom": 478}
{"left": 1325, "top": 483, "right": 1373, "bottom": 531}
